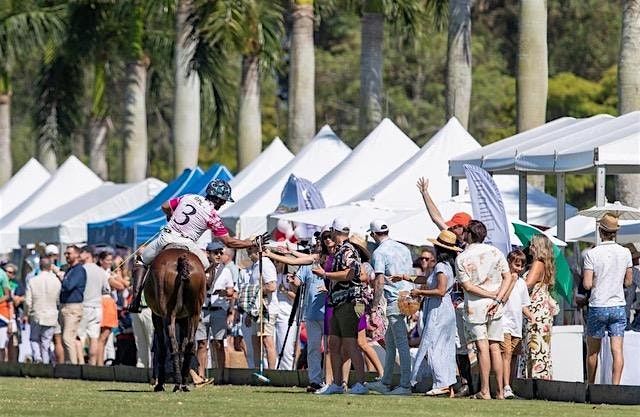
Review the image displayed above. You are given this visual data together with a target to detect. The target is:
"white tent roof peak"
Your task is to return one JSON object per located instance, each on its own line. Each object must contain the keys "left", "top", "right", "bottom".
{"left": 315, "top": 118, "right": 419, "bottom": 205}
{"left": 220, "top": 125, "right": 351, "bottom": 237}
{"left": 0, "top": 158, "right": 51, "bottom": 218}
{"left": 0, "top": 155, "right": 103, "bottom": 253}
{"left": 350, "top": 117, "right": 481, "bottom": 208}
{"left": 228, "top": 136, "right": 294, "bottom": 203}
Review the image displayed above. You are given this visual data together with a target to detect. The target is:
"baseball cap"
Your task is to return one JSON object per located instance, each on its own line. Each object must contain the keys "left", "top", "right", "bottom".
{"left": 331, "top": 217, "right": 350, "bottom": 234}
{"left": 206, "top": 241, "right": 225, "bottom": 252}
{"left": 445, "top": 212, "right": 472, "bottom": 228}
{"left": 45, "top": 244, "right": 59, "bottom": 256}
{"left": 369, "top": 219, "right": 389, "bottom": 234}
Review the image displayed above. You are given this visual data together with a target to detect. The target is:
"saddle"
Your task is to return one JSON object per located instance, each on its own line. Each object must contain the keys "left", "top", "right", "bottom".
{"left": 163, "top": 243, "right": 190, "bottom": 251}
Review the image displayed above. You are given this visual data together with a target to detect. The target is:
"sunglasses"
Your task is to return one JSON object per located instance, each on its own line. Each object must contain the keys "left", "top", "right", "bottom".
{"left": 420, "top": 257, "right": 435, "bottom": 262}
{"left": 209, "top": 249, "right": 224, "bottom": 255}
{"left": 5, "top": 270, "right": 15, "bottom": 275}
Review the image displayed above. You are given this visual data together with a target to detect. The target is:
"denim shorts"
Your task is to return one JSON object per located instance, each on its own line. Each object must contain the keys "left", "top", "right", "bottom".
{"left": 587, "top": 306, "right": 626, "bottom": 338}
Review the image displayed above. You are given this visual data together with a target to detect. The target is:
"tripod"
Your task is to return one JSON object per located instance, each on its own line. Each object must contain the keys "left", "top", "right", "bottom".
{"left": 276, "top": 279, "right": 306, "bottom": 370}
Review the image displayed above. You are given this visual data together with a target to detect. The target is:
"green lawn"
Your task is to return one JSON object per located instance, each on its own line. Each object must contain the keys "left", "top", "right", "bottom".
{"left": 0, "top": 377, "right": 639, "bottom": 417}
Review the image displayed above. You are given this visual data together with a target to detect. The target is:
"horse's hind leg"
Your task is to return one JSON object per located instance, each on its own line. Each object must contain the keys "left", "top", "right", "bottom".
{"left": 179, "top": 317, "right": 192, "bottom": 392}
{"left": 151, "top": 314, "right": 166, "bottom": 392}
{"left": 167, "top": 314, "right": 182, "bottom": 392}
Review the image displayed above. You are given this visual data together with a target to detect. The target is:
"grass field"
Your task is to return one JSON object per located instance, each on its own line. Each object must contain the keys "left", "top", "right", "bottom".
{"left": 1, "top": 377, "right": 639, "bottom": 417}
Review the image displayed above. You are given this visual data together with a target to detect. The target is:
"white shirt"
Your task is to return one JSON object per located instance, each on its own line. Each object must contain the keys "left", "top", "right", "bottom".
{"left": 276, "top": 273, "right": 296, "bottom": 316}
{"left": 503, "top": 277, "right": 531, "bottom": 338}
{"left": 249, "top": 256, "right": 278, "bottom": 315}
{"left": 584, "top": 241, "right": 632, "bottom": 307}
{"left": 208, "top": 266, "right": 234, "bottom": 310}
{"left": 83, "top": 263, "right": 109, "bottom": 308}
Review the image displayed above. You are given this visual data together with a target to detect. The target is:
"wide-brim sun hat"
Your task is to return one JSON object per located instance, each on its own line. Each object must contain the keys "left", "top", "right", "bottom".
{"left": 428, "top": 230, "right": 463, "bottom": 252}
{"left": 349, "top": 234, "right": 370, "bottom": 262}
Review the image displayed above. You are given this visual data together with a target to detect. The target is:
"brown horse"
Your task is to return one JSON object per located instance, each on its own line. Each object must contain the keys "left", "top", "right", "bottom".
{"left": 144, "top": 247, "right": 205, "bottom": 392}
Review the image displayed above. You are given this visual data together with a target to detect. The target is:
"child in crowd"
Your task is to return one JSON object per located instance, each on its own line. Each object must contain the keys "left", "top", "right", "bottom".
{"left": 501, "top": 249, "right": 534, "bottom": 399}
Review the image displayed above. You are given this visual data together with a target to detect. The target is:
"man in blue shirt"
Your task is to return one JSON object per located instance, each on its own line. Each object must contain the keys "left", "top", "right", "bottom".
{"left": 59, "top": 245, "right": 86, "bottom": 364}
{"left": 367, "top": 219, "right": 414, "bottom": 396}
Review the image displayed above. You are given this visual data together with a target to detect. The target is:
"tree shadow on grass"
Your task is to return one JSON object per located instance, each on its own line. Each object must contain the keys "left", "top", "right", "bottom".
{"left": 255, "top": 390, "right": 308, "bottom": 395}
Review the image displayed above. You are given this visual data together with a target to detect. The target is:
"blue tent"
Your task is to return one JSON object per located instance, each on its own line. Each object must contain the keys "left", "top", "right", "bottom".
{"left": 87, "top": 168, "right": 204, "bottom": 246}
{"left": 115, "top": 163, "right": 232, "bottom": 248}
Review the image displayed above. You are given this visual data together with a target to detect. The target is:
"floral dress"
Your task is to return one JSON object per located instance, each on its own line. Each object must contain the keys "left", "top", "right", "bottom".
{"left": 522, "top": 281, "right": 559, "bottom": 379}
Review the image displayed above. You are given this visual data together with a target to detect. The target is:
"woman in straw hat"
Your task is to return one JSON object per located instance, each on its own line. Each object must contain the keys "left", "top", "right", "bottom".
{"left": 348, "top": 234, "right": 384, "bottom": 379}
{"left": 395, "top": 230, "right": 461, "bottom": 397}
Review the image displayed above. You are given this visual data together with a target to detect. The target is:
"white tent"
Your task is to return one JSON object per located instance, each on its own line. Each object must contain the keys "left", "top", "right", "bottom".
{"left": 314, "top": 118, "right": 419, "bottom": 206}
{"left": 0, "top": 156, "right": 103, "bottom": 253}
{"left": 227, "top": 137, "right": 294, "bottom": 204}
{"left": 351, "top": 117, "right": 477, "bottom": 209}
{"left": 19, "top": 178, "right": 166, "bottom": 245}
{"left": 221, "top": 125, "right": 351, "bottom": 237}
{"left": 0, "top": 158, "right": 51, "bottom": 218}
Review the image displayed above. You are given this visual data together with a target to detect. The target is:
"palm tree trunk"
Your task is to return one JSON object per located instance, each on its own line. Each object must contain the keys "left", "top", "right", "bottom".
{"left": 0, "top": 93, "right": 10, "bottom": 185}
{"left": 287, "top": 0, "right": 315, "bottom": 153}
{"left": 446, "top": 0, "right": 473, "bottom": 129}
{"left": 359, "top": 1, "right": 384, "bottom": 136}
{"left": 173, "top": 0, "right": 201, "bottom": 173}
{"left": 616, "top": 0, "right": 640, "bottom": 208}
{"left": 517, "top": 0, "right": 548, "bottom": 190}
{"left": 124, "top": 57, "right": 149, "bottom": 182}
{"left": 38, "top": 140, "right": 57, "bottom": 172}
{"left": 89, "top": 117, "right": 109, "bottom": 179}
{"left": 237, "top": 55, "right": 262, "bottom": 170}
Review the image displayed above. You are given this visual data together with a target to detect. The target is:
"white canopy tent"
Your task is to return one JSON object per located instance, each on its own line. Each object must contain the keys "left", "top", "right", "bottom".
{"left": 0, "top": 158, "right": 51, "bottom": 218}
{"left": 314, "top": 118, "right": 419, "bottom": 206}
{"left": 449, "top": 112, "right": 640, "bottom": 241}
{"left": 226, "top": 137, "right": 294, "bottom": 205}
{"left": 0, "top": 156, "right": 103, "bottom": 253}
{"left": 221, "top": 125, "right": 351, "bottom": 238}
{"left": 19, "top": 178, "right": 166, "bottom": 245}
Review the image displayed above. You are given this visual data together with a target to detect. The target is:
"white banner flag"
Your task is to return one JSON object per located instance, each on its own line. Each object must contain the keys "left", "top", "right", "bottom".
{"left": 463, "top": 164, "right": 511, "bottom": 256}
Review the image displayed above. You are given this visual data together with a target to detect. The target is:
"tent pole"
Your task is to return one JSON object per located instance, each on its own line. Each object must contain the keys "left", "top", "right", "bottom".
{"left": 595, "top": 167, "right": 606, "bottom": 245}
{"left": 519, "top": 173, "right": 528, "bottom": 222}
{"left": 556, "top": 173, "right": 566, "bottom": 243}
{"left": 451, "top": 178, "right": 459, "bottom": 197}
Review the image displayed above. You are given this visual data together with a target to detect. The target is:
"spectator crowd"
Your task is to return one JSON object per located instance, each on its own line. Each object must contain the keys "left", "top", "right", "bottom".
{"left": 0, "top": 177, "right": 637, "bottom": 399}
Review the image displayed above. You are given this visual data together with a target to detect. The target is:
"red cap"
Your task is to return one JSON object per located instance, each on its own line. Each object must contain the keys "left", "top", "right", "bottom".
{"left": 445, "top": 212, "right": 472, "bottom": 228}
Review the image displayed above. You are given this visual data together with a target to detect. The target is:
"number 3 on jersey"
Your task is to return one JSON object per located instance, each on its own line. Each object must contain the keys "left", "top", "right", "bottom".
{"left": 174, "top": 204, "right": 196, "bottom": 225}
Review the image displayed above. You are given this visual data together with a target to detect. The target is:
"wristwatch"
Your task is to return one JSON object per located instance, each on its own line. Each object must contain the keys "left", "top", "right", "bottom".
{"left": 494, "top": 298, "right": 503, "bottom": 305}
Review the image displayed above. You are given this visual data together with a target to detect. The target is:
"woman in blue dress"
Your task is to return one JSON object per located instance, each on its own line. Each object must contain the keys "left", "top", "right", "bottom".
{"left": 403, "top": 230, "right": 461, "bottom": 396}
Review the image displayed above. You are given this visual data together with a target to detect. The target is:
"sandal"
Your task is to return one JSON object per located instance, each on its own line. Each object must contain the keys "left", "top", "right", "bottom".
{"left": 469, "top": 392, "right": 491, "bottom": 400}
{"left": 194, "top": 378, "right": 215, "bottom": 388}
{"left": 425, "top": 388, "right": 450, "bottom": 397}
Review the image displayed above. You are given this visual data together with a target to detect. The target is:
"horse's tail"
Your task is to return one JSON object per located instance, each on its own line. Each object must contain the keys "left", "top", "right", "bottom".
{"left": 176, "top": 255, "right": 191, "bottom": 282}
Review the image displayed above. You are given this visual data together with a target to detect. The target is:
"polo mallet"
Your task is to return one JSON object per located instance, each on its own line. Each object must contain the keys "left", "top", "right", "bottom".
{"left": 253, "top": 235, "right": 271, "bottom": 384}
{"left": 276, "top": 280, "right": 303, "bottom": 370}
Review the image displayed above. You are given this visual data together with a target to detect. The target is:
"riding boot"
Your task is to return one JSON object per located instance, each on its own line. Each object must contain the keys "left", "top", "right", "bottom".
{"left": 127, "top": 263, "right": 149, "bottom": 313}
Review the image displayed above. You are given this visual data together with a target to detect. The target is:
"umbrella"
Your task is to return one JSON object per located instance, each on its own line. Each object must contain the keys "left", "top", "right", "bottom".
{"left": 578, "top": 201, "right": 640, "bottom": 220}
{"left": 512, "top": 222, "right": 573, "bottom": 304}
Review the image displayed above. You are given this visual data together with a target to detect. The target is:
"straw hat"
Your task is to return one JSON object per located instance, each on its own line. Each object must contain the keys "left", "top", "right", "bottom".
{"left": 599, "top": 213, "right": 620, "bottom": 232}
{"left": 349, "top": 234, "right": 370, "bottom": 262}
{"left": 428, "top": 230, "right": 463, "bottom": 252}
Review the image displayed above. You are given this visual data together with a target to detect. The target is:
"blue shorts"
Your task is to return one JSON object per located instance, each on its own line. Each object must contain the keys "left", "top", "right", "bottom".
{"left": 587, "top": 306, "right": 626, "bottom": 338}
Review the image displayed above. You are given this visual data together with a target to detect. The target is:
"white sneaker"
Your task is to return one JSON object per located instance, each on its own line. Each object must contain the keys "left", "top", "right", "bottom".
{"left": 386, "top": 386, "right": 412, "bottom": 396}
{"left": 316, "top": 383, "right": 344, "bottom": 395}
{"left": 349, "top": 382, "right": 369, "bottom": 395}
{"left": 367, "top": 380, "right": 391, "bottom": 394}
{"left": 504, "top": 385, "right": 515, "bottom": 399}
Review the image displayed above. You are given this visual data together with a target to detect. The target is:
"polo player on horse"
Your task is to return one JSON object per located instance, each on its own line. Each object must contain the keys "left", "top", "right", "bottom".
{"left": 128, "top": 179, "right": 266, "bottom": 313}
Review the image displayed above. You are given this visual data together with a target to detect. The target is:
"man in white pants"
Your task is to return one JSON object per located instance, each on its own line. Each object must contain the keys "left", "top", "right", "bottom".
{"left": 25, "top": 258, "right": 61, "bottom": 364}
{"left": 274, "top": 267, "right": 301, "bottom": 370}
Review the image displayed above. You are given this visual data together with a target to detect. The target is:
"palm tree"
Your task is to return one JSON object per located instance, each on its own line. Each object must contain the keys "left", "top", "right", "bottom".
{"left": 194, "top": 0, "right": 283, "bottom": 170}
{"left": 287, "top": 0, "right": 315, "bottom": 153}
{"left": 517, "top": 0, "right": 548, "bottom": 190}
{"left": 173, "top": 0, "right": 200, "bottom": 174}
{"left": 445, "top": 0, "right": 472, "bottom": 129}
{"left": 616, "top": 0, "right": 640, "bottom": 207}
{"left": 122, "top": 2, "right": 150, "bottom": 182}
{"left": 0, "top": 1, "right": 64, "bottom": 184}
{"left": 358, "top": 0, "right": 425, "bottom": 136}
